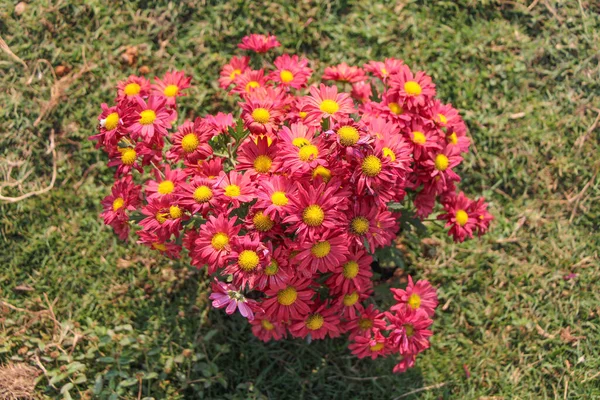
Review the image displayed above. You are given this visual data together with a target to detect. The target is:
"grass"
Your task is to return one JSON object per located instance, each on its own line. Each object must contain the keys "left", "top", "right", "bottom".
{"left": 1, "top": 0, "right": 599, "bottom": 398}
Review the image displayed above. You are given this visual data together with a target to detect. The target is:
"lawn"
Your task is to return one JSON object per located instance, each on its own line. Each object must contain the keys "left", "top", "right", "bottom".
{"left": 1, "top": 0, "right": 599, "bottom": 399}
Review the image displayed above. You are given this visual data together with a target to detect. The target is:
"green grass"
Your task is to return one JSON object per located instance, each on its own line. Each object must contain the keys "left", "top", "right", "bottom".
{"left": 1, "top": 0, "right": 600, "bottom": 398}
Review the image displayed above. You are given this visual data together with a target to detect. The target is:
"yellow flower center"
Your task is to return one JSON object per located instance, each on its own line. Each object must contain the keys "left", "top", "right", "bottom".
{"left": 305, "top": 314, "right": 324, "bottom": 331}
{"left": 238, "top": 250, "right": 260, "bottom": 271}
{"left": 438, "top": 113, "right": 448, "bottom": 125}
{"left": 230, "top": 69, "right": 242, "bottom": 81}
{"left": 381, "top": 67, "right": 388, "bottom": 76}
{"left": 181, "top": 133, "right": 199, "bottom": 153}
{"left": 245, "top": 80, "right": 260, "bottom": 92}
{"left": 158, "top": 180, "right": 175, "bottom": 195}
{"left": 298, "top": 111, "right": 307, "bottom": 119}
{"left": 253, "top": 211, "right": 274, "bottom": 232}
{"left": 163, "top": 84, "right": 179, "bottom": 97}
{"left": 225, "top": 184, "right": 241, "bottom": 198}
{"left": 169, "top": 205, "right": 182, "bottom": 219}
{"left": 292, "top": 137, "right": 310, "bottom": 148}
{"left": 358, "top": 318, "right": 373, "bottom": 330}
{"left": 252, "top": 108, "right": 271, "bottom": 124}
{"left": 152, "top": 242, "right": 167, "bottom": 252}
{"left": 370, "top": 343, "right": 384, "bottom": 352}
{"left": 434, "top": 154, "right": 449, "bottom": 171}
{"left": 310, "top": 240, "right": 331, "bottom": 258}
{"left": 404, "top": 81, "right": 422, "bottom": 96}
{"left": 121, "top": 148, "right": 137, "bottom": 165}
{"left": 404, "top": 324, "right": 415, "bottom": 337}
{"left": 277, "top": 286, "right": 297, "bottom": 306}
{"left": 124, "top": 83, "right": 141, "bottom": 96}
{"left": 361, "top": 155, "right": 382, "bottom": 177}
{"left": 342, "top": 260, "right": 359, "bottom": 279}
{"left": 312, "top": 165, "right": 332, "bottom": 183}
{"left": 261, "top": 319, "right": 274, "bottom": 330}
{"left": 337, "top": 126, "right": 360, "bottom": 146}
{"left": 382, "top": 147, "right": 396, "bottom": 161}
{"left": 104, "top": 112, "right": 119, "bottom": 131}
{"left": 253, "top": 155, "right": 272, "bottom": 173}
{"left": 448, "top": 132, "right": 458, "bottom": 145}
{"left": 211, "top": 233, "right": 229, "bottom": 250}
{"left": 265, "top": 260, "right": 279, "bottom": 276}
{"left": 388, "top": 102, "right": 402, "bottom": 115}
{"left": 343, "top": 292, "right": 360, "bottom": 307}
{"left": 350, "top": 216, "right": 369, "bottom": 235}
{"left": 302, "top": 204, "right": 324, "bottom": 227}
{"left": 412, "top": 131, "right": 426, "bottom": 145}
{"left": 271, "top": 191, "right": 289, "bottom": 206}
{"left": 455, "top": 209, "right": 469, "bottom": 226}
{"left": 319, "top": 99, "right": 339, "bottom": 115}
{"left": 298, "top": 144, "right": 319, "bottom": 162}
{"left": 408, "top": 293, "right": 421, "bottom": 310}
{"left": 139, "top": 110, "right": 156, "bottom": 125}
{"left": 193, "top": 186, "right": 213, "bottom": 203}
{"left": 280, "top": 70, "right": 294, "bottom": 83}
{"left": 112, "top": 197, "right": 124, "bottom": 211}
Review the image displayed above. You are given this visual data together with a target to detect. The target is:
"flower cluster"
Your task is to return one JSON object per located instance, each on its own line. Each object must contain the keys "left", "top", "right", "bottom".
{"left": 91, "top": 33, "right": 492, "bottom": 373}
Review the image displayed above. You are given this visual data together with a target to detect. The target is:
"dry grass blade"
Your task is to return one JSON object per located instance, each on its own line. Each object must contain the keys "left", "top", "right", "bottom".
{"left": 0, "top": 363, "right": 39, "bottom": 400}
{"left": 392, "top": 382, "right": 448, "bottom": 399}
{"left": 0, "top": 35, "right": 27, "bottom": 69}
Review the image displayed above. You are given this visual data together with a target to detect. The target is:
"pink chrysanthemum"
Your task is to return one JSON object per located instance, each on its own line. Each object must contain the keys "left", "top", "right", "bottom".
{"left": 322, "top": 63, "right": 367, "bottom": 83}
{"left": 326, "top": 248, "right": 373, "bottom": 295}
{"left": 344, "top": 304, "right": 387, "bottom": 339}
{"left": 390, "top": 276, "right": 439, "bottom": 317}
{"left": 393, "top": 353, "right": 416, "bottom": 374}
{"left": 350, "top": 81, "right": 372, "bottom": 104}
{"left": 404, "top": 118, "right": 442, "bottom": 161}
{"left": 238, "top": 33, "right": 281, "bottom": 53}
{"left": 420, "top": 145, "right": 462, "bottom": 193}
{"left": 255, "top": 175, "right": 297, "bottom": 219}
{"left": 437, "top": 191, "right": 477, "bottom": 243}
{"left": 100, "top": 176, "right": 141, "bottom": 239}
{"left": 364, "top": 58, "right": 405, "bottom": 81}
{"left": 107, "top": 145, "right": 143, "bottom": 177}
{"left": 177, "top": 176, "right": 223, "bottom": 216}
{"left": 269, "top": 54, "right": 312, "bottom": 89}
{"left": 262, "top": 277, "right": 314, "bottom": 322}
{"left": 190, "top": 214, "right": 241, "bottom": 272}
{"left": 240, "top": 89, "right": 285, "bottom": 135}
{"left": 152, "top": 70, "right": 191, "bottom": 107}
{"left": 289, "top": 303, "right": 342, "bottom": 340}
{"left": 224, "top": 234, "right": 270, "bottom": 290}
{"left": 90, "top": 102, "right": 127, "bottom": 150}
{"left": 231, "top": 69, "right": 269, "bottom": 95}
{"left": 209, "top": 279, "right": 261, "bottom": 321}
{"left": 216, "top": 170, "right": 255, "bottom": 209}
{"left": 254, "top": 245, "right": 292, "bottom": 291}
{"left": 219, "top": 56, "right": 250, "bottom": 89}
{"left": 335, "top": 290, "right": 371, "bottom": 320}
{"left": 349, "top": 329, "right": 389, "bottom": 359}
{"left": 139, "top": 198, "right": 186, "bottom": 240}
{"left": 145, "top": 165, "right": 187, "bottom": 201}
{"left": 204, "top": 112, "right": 235, "bottom": 137}
{"left": 250, "top": 313, "right": 287, "bottom": 342}
{"left": 305, "top": 84, "right": 355, "bottom": 122}
{"left": 117, "top": 75, "right": 150, "bottom": 100}
{"left": 127, "top": 95, "right": 175, "bottom": 143}
{"left": 389, "top": 65, "right": 436, "bottom": 110}
{"left": 167, "top": 119, "right": 213, "bottom": 163}
{"left": 386, "top": 310, "right": 433, "bottom": 355}
{"left": 137, "top": 231, "right": 181, "bottom": 258}
{"left": 294, "top": 230, "right": 350, "bottom": 275}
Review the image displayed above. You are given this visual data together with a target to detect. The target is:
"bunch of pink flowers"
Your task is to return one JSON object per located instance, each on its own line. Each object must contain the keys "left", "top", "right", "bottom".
{"left": 91, "top": 34, "right": 492, "bottom": 373}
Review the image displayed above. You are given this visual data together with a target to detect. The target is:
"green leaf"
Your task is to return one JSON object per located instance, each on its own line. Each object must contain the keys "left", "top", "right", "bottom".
{"left": 119, "top": 377, "right": 139, "bottom": 387}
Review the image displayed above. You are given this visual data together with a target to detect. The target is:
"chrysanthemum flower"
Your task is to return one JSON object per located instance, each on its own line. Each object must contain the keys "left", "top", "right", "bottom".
{"left": 445, "top": 120, "right": 470, "bottom": 154}
{"left": 269, "top": 54, "right": 312, "bottom": 89}
{"left": 389, "top": 65, "right": 436, "bottom": 110}
{"left": 190, "top": 214, "right": 241, "bottom": 272}
{"left": 137, "top": 231, "right": 181, "bottom": 258}
{"left": 294, "top": 230, "right": 350, "bottom": 275}
{"left": 364, "top": 58, "right": 405, "bottom": 81}
{"left": 349, "top": 329, "right": 388, "bottom": 359}
{"left": 390, "top": 276, "right": 439, "bottom": 317}
{"left": 152, "top": 70, "right": 191, "bottom": 107}
{"left": 428, "top": 100, "right": 461, "bottom": 128}
{"left": 177, "top": 176, "right": 223, "bottom": 216}
{"left": 371, "top": 123, "right": 412, "bottom": 179}
{"left": 145, "top": 165, "right": 187, "bottom": 201}
{"left": 184, "top": 157, "right": 224, "bottom": 180}
{"left": 117, "top": 75, "right": 150, "bottom": 100}
{"left": 238, "top": 33, "right": 281, "bottom": 53}
{"left": 209, "top": 279, "right": 262, "bottom": 321}
{"left": 136, "top": 140, "right": 165, "bottom": 167}
{"left": 139, "top": 198, "right": 186, "bottom": 240}
{"left": 219, "top": 56, "right": 250, "bottom": 89}
{"left": 225, "top": 234, "right": 270, "bottom": 289}
{"left": 335, "top": 290, "right": 370, "bottom": 320}
{"left": 470, "top": 197, "right": 493, "bottom": 236}
{"left": 322, "top": 63, "right": 367, "bottom": 83}
{"left": 250, "top": 313, "right": 287, "bottom": 342}
{"left": 351, "top": 151, "right": 396, "bottom": 202}
{"left": 403, "top": 118, "right": 442, "bottom": 161}
{"left": 305, "top": 84, "right": 355, "bottom": 122}
{"left": 278, "top": 130, "right": 327, "bottom": 177}
{"left": 107, "top": 145, "right": 143, "bottom": 177}
{"left": 413, "top": 190, "right": 437, "bottom": 219}
{"left": 326, "top": 248, "right": 373, "bottom": 295}
{"left": 167, "top": 119, "right": 214, "bottom": 163}
{"left": 216, "top": 170, "right": 255, "bottom": 209}
{"left": 289, "top": 302, "right": 342, "bottom": 340}
{"left": 282, "top": 181, "right": 349, "bottom": 241}
{"left": 204, "top": 112, "right": 235, "bottom": 137}
{"left": 345, "top": 199, "right": 383, "bottom": 249}
{"left": 386, "top": 310, "right": 433, "bottom": 355}
{"left": 240, "top": 89, "right": 285, "bottom": 135}
{"left": 420, "top": 145, "right": 462, "bottom": 193}
{"left": 91, "top": 102, "right": 127, "bottom": 149}
{"left": 376, "top": 92, "right": 412, "bottom": 126}
{"left": 287, "top": 97, "right": 321, "bottom": 127}
{"left": 127, "top": 95, "right": 175, "bottom": 143}
{"left": 344, "top": 304, "right": 387, "bottom": 339}
{"left": 350, "top": 81, "right": 372, "bottom": 104}
{"left": 244, "top": 208, "right": 283, "bottom": 239}
{"left": 441, "top": 191, "right": 482, "bottom": 243}
{"left": 231, "top": 69, "right": 269, "bottom": 95}
{"left": 262, "top": 277, "right": 314, "bottom": 322}
{"left": 255, "top": 175, "right": 297, "bottom": 219}
{"left": 326, "top": 120, "right": 370, "bottom": 149}
{"left": 392, "top": 353, "right": 416, "bottom": 374}
{"left": 100, "top": 176, "right": 141, "bottom": 233}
